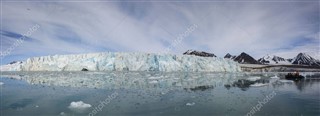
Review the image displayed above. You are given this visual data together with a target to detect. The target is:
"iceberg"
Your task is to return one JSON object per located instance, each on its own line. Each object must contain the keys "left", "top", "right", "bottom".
{"left": 0, "top": 52, "right": 241, "bottom": 72}
{"left": 68, "top": 101, "right": 92, "bottom": 113}
{"left": 186, "top": 102, "right": 196, "bottom": 106}
{"left": 246, "top": 76, "right": 261, "bottom": 81}
{"left": 250, "top": 83, "right": 268, "bottom": 87}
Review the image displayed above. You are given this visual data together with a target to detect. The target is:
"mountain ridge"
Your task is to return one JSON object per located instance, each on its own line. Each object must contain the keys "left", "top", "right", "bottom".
{"left": 186, "top": 50, "right": 320, "bottom": 67}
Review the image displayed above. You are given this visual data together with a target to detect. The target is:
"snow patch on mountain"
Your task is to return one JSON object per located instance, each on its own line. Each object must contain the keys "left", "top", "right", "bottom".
{"left": 258, "top": 55, "right": 291, "bottom": 65}
{"left": 183, "top": 50, "right": 216, "bottom": 57}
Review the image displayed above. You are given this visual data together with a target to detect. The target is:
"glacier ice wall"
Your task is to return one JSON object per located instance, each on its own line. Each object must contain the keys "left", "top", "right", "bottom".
{"left": 1, "top": 52, "right": 241, "bottom": 72}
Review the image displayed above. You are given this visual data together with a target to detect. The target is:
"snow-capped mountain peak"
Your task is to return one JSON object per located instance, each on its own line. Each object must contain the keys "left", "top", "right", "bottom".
{"left": 183, "top": 50, "right": 216, "bottom": 57}
{"left": 291, "top": 53, "right": 320, "bottom": 66}
{"left": 258, "top": 55, "right": 290, "bottom": 65}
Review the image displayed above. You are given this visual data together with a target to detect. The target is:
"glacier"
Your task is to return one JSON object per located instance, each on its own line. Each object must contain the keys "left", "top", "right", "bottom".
{"left": 0, "top": 52, "right": 241, "bottom": 72}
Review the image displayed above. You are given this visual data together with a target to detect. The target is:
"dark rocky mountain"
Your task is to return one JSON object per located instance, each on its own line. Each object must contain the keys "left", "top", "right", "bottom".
{"left": 291, "top": 53, "right": 320, "bottom": 66}
{"left": 182, "top": 50, "right": 320, "bottom": 67}
{"left": 233, "top": 52, "right": 260, "bottom": 64}
{"left": 183, "top": 50, "right": 216, "bottom": 57}
{"left": 9, "top": 61, "right": 23, "bottom": 65}
{"left": 224, "top": 53, "right": 236, "bottom": 59}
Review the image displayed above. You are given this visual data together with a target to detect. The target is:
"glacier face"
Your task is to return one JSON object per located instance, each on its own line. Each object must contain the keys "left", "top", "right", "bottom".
{"left": 1, "top": 52, "right": 241, "bottom": 72}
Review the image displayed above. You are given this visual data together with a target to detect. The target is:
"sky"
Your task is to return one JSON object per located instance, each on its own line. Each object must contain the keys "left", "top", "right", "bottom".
{"left": 0, "top": 0, "right": 319, "bottom": 64}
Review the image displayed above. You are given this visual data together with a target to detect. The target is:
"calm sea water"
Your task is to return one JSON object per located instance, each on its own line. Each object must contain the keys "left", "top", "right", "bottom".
{"left": 0, "top": 71, "right": 319, "bottom": 116}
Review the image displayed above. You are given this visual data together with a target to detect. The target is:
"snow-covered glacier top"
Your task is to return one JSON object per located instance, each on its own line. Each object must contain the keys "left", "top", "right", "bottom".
{"left": 0, "top": 52, "right": 241, "bottom": 72}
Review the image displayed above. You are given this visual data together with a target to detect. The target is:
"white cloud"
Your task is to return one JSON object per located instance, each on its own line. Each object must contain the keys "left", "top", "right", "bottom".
{"left": 305, "top": 31, "right": 320, "bottom": 40}
{"left": 1, "top": 1, "right": 319, "bottom": 62}
{"left": 272, "top": 43, "right": 320, "bottom": 60}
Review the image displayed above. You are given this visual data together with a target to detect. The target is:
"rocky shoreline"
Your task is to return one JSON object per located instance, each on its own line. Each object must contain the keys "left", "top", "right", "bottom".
{"left": 240, "top": 64, "right": 320, "bottom": 72}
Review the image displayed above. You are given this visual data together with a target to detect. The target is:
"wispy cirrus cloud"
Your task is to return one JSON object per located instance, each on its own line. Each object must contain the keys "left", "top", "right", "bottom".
{"left": 1, "top": 1, "right": 319, "bottom": 64}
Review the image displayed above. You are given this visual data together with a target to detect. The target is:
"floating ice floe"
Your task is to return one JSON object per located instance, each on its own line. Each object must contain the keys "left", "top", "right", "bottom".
{"left": 60, "top": 112, "right": 66, "bottom": 116}
{"left": 279, "top": 80, "right": 294, "bottom": 83}
{"left": 148, "top": 76, "right": 164, "bottom": 80}
{"left": 186, "top": 102, "right": 195, "bottom": 106}
{"left": 270, "top": 75, "right": 279, "bottom": 79}
{"left": 0, "top": 82, "right": 4, "bottom": 85}
{"left": 149, "top": 80, "right": 159, "bottom": 84}
{"left": 68, "top": 101, "right": 91, "bottom": 113}
{"left": 247, "top": 76, "right": 261, "bottom": 81}
{"left": 250, "top": 83, "right": 268, "bottom": 87}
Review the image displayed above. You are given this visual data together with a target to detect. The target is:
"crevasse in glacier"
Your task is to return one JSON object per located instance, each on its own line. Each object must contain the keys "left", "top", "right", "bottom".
{"left": 0, "top": 52, "right": 241, "bottom": 72}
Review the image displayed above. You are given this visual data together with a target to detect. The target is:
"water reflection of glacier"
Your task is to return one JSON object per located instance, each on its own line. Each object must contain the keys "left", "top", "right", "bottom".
{"left": 2, "top": 72, "right": 319, "bottom": 91}
{"left": 1, "top": 72, "right": 319, "bottom": 116}
{"left": 2, "top": 72, "right": 241, "bottom": 89}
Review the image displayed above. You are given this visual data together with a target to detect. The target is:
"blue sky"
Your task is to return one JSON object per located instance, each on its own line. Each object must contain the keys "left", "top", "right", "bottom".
{"left": 0, "top": 0, "right": 319, "bottom": 64}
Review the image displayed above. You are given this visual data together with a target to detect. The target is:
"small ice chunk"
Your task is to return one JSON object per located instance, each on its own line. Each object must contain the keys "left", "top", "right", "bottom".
{"left": 279, "top": 80, "right": 294, "bottom": 83}
{"left": 60, "top": 112, "right": 66, "bottom": 115}
{"left": 0, "top": 82, "right": 4, "bottom": 85}
{"left": 149, "top": 80, "right": 158, "bottom": 84}
{"left": 250, "top": 83, "right": 268, "bottom": 87}
{"left": 186, "top": 102, "right": 195, "bottom": 106}
{"left": 247, "top": 76, "right": 261, "bottom": 81}
{"left": 270, "top": 75, "right": 279, "bottom": 79}
{"left": 148, "top": 76, "right": 163, "bottom": 80}
{"left": 68, "top": 101, "right": 91, "bottom": 112}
